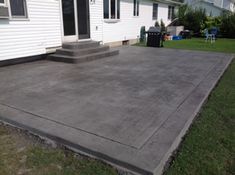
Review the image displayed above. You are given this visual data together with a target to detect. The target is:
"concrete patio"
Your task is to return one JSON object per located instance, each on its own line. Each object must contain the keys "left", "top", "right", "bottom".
{"left": 0, "top": 46, "right": 233, "bottom": 175}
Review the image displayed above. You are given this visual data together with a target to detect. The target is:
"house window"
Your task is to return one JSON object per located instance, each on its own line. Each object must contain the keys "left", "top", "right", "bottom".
{"left": 10, "top": 0, "right": 27, "bottom": 18}
{"left": 0, "top": 0, "right": 5, "bottom": 6}
{"left": 168, "top": 6, "right": 175, "bottom": 20}
{"left": 133, "top": 0, "right": 139, "bottom": 16}
{"left": 152, "top": 3, "right": 158, "bottom": 20}
{"left": 103, "top": 0, "right": 120, "bottom": 19}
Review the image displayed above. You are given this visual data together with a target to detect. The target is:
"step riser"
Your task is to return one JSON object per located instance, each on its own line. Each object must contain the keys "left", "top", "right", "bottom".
{"left": 49, "top": 41, "right": 119, "bottom": 64}
{"left": 48, "top": 50, "right": 119, "bottom": 64}
{"left": 62, "top": 42, "right": 100, "bottom": 50}
{"left": 56, "top": 46, "right": 110, "bottom": 57}
{"left": 48, "top": 55, "right": 76, "bottom": 63}
{"left": 75, "top": 50, "right": 119, "bottom": 63}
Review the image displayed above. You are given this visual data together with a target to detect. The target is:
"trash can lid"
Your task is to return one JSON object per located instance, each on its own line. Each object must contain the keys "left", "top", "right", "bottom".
{"left": 146, "top": 27, "right": 161, "bottom": 33}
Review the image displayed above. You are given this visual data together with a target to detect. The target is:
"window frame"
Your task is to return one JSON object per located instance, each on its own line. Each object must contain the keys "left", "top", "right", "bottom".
{"left": 168, "top": 5, "right": 175, "bottom": 20}
{"left": 0, "top": 0, "right": 6, "bottom": 6}
{"left": 103, "top": 0, "right": 120, "bottom": 20}
{"left": 9, "top": 0, "right": 28, "bottom": 19}
{"left": 133, "top": 0, "right": 139, "bottom": 17}
{"left": 152, "top": 3, "right": 158, "bottom": 20}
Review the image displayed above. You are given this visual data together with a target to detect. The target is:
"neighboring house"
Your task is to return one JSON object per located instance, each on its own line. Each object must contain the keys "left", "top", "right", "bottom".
{"left": 185, "top": 0, "right": 235, "bottom": 16}
{"left": 0, "top": 0, "right": 181, "bottom": 61}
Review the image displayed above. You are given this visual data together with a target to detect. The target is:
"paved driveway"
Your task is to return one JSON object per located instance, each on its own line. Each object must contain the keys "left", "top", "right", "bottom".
{"left": 0, "top": 46, "right": 232, "bottom": 175}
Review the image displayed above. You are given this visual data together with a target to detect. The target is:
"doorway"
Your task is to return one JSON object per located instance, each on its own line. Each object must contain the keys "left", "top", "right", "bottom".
{"left": 77, "top": 0, "right": 90, "bottom": 39}
{"left": 61, "top": 0, "right": 90, "bottom": 42}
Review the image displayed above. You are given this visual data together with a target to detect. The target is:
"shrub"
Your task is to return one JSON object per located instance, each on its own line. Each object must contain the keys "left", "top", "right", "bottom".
{"left": 160, "top": 19, "right": 166, "bottom": 32}
{"left": 140, "top": 26, "right": 146, "bottom": 43}
{"left": 220, "top": 12, "right": 235, "bottom": 38}
{"left": 155, "top": 21, "right": 160, "bottom": 27}
{"left": 203, "top": 16, "right": 222, "bottom": 30}
{"left": 176, "top": 5, "right": 235, "bottom": 38}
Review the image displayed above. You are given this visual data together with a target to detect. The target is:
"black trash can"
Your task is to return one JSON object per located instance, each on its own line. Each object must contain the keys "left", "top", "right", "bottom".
{"left": 146, "top": 27, "right": 163, "bottom": 47}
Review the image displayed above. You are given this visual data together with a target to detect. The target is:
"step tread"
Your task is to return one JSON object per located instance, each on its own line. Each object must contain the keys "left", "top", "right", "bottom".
{"left": 62, "top": 41, "right": 100, "bottom": 49}
{"left": 57, "top": 45, "right": 109, "bottom": 53}
{"left": 52, "top": 50, "right": 118, "bottom": 59}
{"left": 48, "top": 50, "right": 119, "bottom": 63}
{"left": 63, "top": 41, "right": 99, "bottom": 46}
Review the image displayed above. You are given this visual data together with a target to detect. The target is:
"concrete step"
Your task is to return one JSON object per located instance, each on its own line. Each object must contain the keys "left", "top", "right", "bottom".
{"left": 56, "top": 45, "right": 110, "bottom": 57}
{"left": 62, "top": 41, "right": 100, "bottom": 50}
{"left": 48, "top": 50, "right": 119, "bottom": 64}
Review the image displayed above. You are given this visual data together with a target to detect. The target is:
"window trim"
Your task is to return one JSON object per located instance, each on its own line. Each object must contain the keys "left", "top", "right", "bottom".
{"left": 103, "top": 19, "right": 120, "bottom": 23}
{"left": 133, "top": 0, "right": 139, "bottom": 17}
{"left": 9, "top": 0, "right": 28, "bottom": 19}
{"left": 168, "top": 5, "right": 175, "bottom": 20}
{"left": 103, "top": 0, "right": 120, "bottom": 20}
{"left": 152, "top": 3, "right": 158, "bottom": 20}
{"left": 0, "top": 0, "right": 6, "bottom": 6}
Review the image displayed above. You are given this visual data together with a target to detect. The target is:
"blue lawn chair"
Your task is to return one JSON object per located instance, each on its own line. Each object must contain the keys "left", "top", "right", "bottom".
{"left": 210, "top": 27, "right": 218, "bottom": 37}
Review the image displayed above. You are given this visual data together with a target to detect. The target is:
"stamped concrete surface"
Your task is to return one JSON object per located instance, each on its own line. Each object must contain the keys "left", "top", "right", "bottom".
{"left": 0, "top": 46, "right": 233, "bottom": 175}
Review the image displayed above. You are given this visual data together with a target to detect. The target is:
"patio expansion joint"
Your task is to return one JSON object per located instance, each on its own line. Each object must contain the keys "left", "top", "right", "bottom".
{"left": 0, "top": 102, "right": 139, "bottom": 150}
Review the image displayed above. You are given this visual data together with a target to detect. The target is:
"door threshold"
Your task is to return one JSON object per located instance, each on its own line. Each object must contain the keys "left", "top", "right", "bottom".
{"left": 78, "top": 39, "right": 91, "bottom": 42}
{"left": 62, "top": 39, "right": 91, "bottom": 44}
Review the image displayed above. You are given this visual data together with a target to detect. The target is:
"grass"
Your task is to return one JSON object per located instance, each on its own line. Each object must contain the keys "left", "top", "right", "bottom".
{"left": 0, "top": 125, "right": 118, "bottom": 175}
{"left": 164, "top": 56, "right": 235, "bottom": 174}
{"left": 135, "top": 38, "right": 235, "bottom": 53}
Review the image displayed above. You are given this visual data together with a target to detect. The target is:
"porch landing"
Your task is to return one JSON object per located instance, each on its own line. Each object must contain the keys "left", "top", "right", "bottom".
{"left": 48, "top": 41, "right": 119, "bottom": 64}
{"left": 0, "top": 46, "right": 233, "bottom": 175}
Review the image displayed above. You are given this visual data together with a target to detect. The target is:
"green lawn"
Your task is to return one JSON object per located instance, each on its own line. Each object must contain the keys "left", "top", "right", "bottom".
{"left": 135, "top": 38, "right": 235, "bottom": 53}
{"left": 165, "top": 59, "right": 235, "bottom": 175}
{"left": 164, "top": 38, "right": 235, "bottom": 53}
{"left": 0, "top": 124, "right": 118, "bottom": 175}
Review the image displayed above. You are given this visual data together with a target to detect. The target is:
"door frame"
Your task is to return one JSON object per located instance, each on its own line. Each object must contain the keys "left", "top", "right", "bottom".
{"left": 59, "top": 0, "right": 91, "bottom": 43}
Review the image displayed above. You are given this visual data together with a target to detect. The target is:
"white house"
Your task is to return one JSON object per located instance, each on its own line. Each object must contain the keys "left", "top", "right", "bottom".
{"left": 0, "top": 0, "right": 181, "bottom": 61}
{"left": 185, "top": 0, "right": 235, "bottom": 16}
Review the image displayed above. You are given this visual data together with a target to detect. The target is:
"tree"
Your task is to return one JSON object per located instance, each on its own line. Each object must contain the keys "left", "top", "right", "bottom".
{"left": 160, "top": 19, "right": 166, "bottom": 32}
{"left": 177, "top": 5, "right": 207, "bottom": 35}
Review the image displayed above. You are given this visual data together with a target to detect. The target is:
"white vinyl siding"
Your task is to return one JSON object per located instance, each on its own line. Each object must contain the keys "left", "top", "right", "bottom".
{"left": 0, "top": 0, "right": 62, "bottom": 60}
{"left": 0, "top": 0, "right": 176, "bottom": 61}
{"left": 89, "top": 0, "right": 103, "bottom": 41}
{"left": 192, "top": 1, "right": 223, "bottom": 16}
{"left": 91, "top": 0, "right": 172, "bottom": 44}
